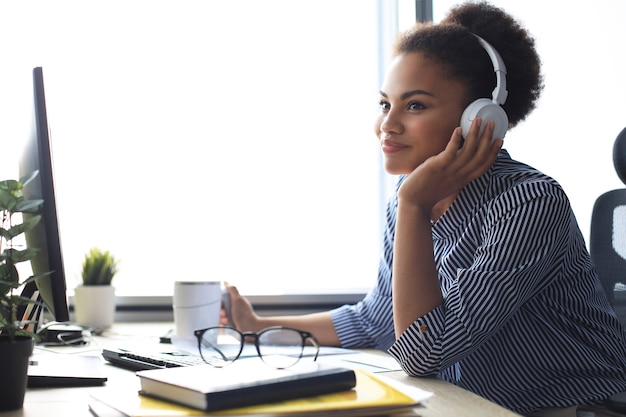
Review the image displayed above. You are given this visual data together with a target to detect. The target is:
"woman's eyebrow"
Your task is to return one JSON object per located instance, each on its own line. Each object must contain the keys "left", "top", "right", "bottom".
{"left": 378, "top": 89, "right": 435, "bottom": 100}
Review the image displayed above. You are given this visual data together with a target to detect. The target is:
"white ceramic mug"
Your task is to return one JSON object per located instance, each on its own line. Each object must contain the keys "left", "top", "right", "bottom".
{"left": 173, "top": 281, "right": 222, "bottom": 340}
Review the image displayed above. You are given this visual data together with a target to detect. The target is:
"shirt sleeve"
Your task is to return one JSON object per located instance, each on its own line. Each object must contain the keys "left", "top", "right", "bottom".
{"left": 388, "top": 180, "right": 573, "bottom": 376}
{"left": 330, "top": 283, "right": 396, "bottom": 350}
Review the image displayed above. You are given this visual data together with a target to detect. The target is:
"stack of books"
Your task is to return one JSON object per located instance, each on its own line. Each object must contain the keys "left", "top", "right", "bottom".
{"left": 89, "top": 359, "right": 430, "bottom": 417}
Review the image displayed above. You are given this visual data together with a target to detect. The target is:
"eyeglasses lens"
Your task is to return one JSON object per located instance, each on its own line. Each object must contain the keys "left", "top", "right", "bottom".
{"left": 198, "top": 327, "right": 242, "bottom": 367}
{"left": 257, "top": 328, "right": 304, "bottom": 368}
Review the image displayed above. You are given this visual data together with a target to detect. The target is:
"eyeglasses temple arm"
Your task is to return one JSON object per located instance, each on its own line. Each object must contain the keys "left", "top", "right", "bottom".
{"left": 306, "top": 335, "right": 320, "bottom": 361}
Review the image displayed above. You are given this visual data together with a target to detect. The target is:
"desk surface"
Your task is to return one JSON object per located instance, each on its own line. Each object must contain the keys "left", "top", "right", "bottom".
{"left": 1, "top": 322, "right": 521, "bottom": 417}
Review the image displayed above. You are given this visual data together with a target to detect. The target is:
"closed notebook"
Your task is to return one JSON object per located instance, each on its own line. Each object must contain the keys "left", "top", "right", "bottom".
{"left": 89, "top": 369, "right": 426, "bottom": 417}
{"left": 136, "top": 359, "right": 356, "bottom": 411}
{"left": 28, "top": 353, "right": 108, "bottom": 387}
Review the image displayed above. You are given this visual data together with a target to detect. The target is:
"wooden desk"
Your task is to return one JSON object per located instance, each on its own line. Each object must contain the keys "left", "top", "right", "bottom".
{"left": 0, "top": 323, "right": 522, "bottom": 417}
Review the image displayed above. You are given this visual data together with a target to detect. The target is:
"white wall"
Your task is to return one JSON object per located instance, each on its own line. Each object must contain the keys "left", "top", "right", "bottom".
{"left": 434, "top": 0, "right": 626, "bottom": 245}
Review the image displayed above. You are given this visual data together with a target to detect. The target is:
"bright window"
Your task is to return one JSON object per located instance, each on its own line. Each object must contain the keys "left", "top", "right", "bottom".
{"left": 0, "top": 1, "right": 407, "bottom": 297}
{"left": 6, "top": 2, "right": 624, "bottom": 300}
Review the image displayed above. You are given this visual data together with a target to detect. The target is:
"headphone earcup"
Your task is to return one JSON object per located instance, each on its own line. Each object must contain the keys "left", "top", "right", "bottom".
{"left": 460, "top": 98, "right": 509, "bottom": 141}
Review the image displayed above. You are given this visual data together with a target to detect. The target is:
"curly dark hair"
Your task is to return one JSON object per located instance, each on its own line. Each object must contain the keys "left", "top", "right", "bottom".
{"left": 392, "top": 1, "right": 543, "bottom": 128}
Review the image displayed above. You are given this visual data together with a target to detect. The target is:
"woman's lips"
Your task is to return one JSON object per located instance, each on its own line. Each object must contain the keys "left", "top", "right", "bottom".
{"left": 380, "top": 139, "right": 408, "bottom": 154}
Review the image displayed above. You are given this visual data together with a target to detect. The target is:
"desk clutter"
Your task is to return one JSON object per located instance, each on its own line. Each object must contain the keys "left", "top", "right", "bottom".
{"left": 57, "top": 323, "right": 431, "bottom": 417}
{"left": 14, "top": 323, "right": 527, "bottom": 417}
{"left": 89, "top": 366, "right": 427, "bottom": 417}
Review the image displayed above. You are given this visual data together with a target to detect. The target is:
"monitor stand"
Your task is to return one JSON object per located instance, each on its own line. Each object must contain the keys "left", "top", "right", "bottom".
{"left": 36, "top": 321, "right": 86, "bottom": 346}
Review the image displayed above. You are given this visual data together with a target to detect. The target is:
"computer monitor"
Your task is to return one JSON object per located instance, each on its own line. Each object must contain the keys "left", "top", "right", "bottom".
{"left": 17, "top": 67, "right": 70, "bottom": 329}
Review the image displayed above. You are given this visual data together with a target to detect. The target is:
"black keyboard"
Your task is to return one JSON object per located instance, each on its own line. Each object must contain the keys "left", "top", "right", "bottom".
{"left": 102, "top": 348, "right": 205, "bottom": 371}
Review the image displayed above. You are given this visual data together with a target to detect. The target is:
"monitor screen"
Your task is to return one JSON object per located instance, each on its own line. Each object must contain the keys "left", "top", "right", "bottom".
{"left": 18, "top": 67, "right": 70, "bottom": 326}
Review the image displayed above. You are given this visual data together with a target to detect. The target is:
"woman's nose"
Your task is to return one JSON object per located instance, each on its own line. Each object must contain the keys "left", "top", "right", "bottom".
{"left": 379, "top": 111, "right": 402, "bottom": 134}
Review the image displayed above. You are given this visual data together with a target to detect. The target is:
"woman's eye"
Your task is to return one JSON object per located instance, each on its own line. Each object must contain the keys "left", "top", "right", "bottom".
{"left": 378, "top": 100, "right": 390, "bottom": 111}
{"left": 408, "top": 101, "right": 426, "bottom": 111}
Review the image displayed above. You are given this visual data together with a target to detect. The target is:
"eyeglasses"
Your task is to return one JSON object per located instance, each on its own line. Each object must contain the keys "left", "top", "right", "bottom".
{"left": 193, "top": 326, "right": 320, "bottom": 369}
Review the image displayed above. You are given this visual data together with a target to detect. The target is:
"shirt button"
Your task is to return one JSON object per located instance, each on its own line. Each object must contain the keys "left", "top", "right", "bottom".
{"left": 420, "top": 324, "right": 428, "bottom": 333}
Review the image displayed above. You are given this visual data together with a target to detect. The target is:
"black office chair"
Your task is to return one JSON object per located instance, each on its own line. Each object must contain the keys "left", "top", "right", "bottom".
{"left": 590, "top": 127, "right": 626, "bottom": 328}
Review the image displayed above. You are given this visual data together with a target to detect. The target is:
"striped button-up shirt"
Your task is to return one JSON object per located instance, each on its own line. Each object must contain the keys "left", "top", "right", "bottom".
{"left": 331, "top": 150, "right": 626, "bottom": 414}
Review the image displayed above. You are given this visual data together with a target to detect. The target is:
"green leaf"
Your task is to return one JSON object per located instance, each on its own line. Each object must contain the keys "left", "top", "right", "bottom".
{"left": 0, "top": 179, "right": 21, "bottom": 193}
{"left": 9, "top": 294, "right": 41, "bottom": 307}
{"left": 16, "top": 199, "right": 44, "bottom": 213}
{"left": 19, "top": 170, "right": 39, "bottom": 188}
{"left": 2, "top": 215, "right": 41, "bottom": 240}
{"left": 2, "top": 247, "right": 39, "bottom": 265}
{"left": 0, "top": 263, "right": 19, "bottom": 288}
{"left": 0, "top": 188, "right": 19, "bottom": 212}
{"left": 82, "top": 247, "right": 118, "bottom": 285}
{"left": 0, "top": 172, "right": 42, "bottom": 341}
{"left": 22, "top": 271, "right": 53, "bottom": 286}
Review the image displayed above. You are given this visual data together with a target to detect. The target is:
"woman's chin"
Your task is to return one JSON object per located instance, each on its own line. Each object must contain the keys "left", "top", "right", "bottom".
{"left": 384, "top": 162, "right": 413, "bottom": 176}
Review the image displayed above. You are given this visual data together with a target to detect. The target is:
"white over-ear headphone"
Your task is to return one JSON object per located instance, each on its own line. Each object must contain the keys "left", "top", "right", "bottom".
{"left": 459, "top": 34, "right": 509, "bottom": 141}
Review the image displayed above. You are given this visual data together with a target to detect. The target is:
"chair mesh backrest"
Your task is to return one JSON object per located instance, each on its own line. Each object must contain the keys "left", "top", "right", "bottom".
{"left": 590, "top": 189, "right": 626, "bottom": 327}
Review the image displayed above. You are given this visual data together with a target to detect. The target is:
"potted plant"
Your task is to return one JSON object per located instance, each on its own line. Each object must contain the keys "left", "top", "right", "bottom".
{"left": 0, "top": 172, "right": 45, "bottom": 411}
{"left": 73, "top": 247, "right": 119, "bottom": 330}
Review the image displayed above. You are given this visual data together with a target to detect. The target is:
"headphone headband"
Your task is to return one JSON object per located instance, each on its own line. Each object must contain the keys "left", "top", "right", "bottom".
{"left": 473, "top": 34, "right": 508, "bottom": 106}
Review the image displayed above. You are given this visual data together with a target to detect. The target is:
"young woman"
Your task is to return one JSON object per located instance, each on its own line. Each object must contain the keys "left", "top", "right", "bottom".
{"left": 222, "top": 2, "right": 626, "bottom": 415}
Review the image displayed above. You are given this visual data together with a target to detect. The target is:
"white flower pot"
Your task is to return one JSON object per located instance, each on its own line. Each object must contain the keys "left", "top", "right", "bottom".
{"left": 74, "top": 285, "right": 116, "bottom": 330}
